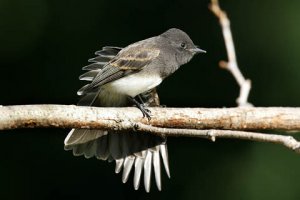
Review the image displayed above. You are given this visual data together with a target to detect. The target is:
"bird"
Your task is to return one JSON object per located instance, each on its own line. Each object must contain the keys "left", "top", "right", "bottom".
{"left": 64, "top": 28, "right": 206, "bottom": 192}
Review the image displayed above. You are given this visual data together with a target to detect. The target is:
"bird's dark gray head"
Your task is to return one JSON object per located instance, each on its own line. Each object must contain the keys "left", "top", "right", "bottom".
{"left": 160, "top": 28, "right": 206, "bottom": 65}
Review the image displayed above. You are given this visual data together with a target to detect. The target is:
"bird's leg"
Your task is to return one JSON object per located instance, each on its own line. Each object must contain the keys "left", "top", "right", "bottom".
{"left": 137, "top": 94, "right": 146, "bottom": 105}
{"left": 128, "top": 96, "right": 152, "bottom": 120}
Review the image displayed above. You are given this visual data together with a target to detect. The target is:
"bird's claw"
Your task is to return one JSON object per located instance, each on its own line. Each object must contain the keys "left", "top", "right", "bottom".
{"left": 140, "top": 104, "right": 152, "bottom": 120}
{"left": 128, "top": 96, "right": 152, "bottom": 120}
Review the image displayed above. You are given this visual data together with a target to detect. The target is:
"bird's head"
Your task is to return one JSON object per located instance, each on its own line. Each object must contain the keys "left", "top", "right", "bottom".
{"left": 161, "top": 28, "right": 206, "bottom": 65}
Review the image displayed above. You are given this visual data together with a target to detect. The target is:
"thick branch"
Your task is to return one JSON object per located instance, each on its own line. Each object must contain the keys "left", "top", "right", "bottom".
{"left": 1, "top": 105, "right": 300, "bottom": 131}
{"left": 1, "top": 104, "right": 300, "bottom": 153}
{"left": 209, "top": 0, "right": 252, "bottom": 107}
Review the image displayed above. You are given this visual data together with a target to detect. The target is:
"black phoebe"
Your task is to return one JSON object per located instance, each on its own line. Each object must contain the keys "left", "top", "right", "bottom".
{"left": 64, "top": 28, "right": 205, "bottom": 192}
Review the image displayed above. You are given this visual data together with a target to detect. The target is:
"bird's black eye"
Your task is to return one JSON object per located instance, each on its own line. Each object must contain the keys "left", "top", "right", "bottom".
{"left": 180, "top": 42, "right": 186, "bottom": 48}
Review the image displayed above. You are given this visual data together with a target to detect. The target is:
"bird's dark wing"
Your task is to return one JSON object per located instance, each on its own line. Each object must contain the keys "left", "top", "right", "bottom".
{"left": 77, "top": 46, "right": 123, "bottom": 106}
{"left": 82, "top": 46, "right": 123, "bottom": 71}
{"left": 78, "top": 47, "right": 160, "bottom": 96}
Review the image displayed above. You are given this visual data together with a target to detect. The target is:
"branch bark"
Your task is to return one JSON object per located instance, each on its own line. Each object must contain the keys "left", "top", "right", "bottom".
{"left": 1, "top": 104, "right": 300, "bottom": 153}
{"left": 1, "top": 105, "right": 300, "bottom": 131}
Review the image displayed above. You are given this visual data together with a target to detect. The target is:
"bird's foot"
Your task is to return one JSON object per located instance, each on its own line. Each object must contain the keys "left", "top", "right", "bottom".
{"left": 139, "top": 105, "right": 152, "bottom": 120}
{"left": 128, "top": 96, "right": 152, "bottom": 120}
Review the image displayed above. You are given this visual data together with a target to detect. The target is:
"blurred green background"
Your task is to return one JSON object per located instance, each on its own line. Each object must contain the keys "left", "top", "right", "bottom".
{"left": 1, "top": 0, "right": 300, "bottom": 199}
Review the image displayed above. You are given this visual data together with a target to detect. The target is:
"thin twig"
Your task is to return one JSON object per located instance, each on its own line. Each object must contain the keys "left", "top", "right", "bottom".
{"left": 209, "top": 0, "right": 252, "bottom": 107}
{"left": 134, "top": 123, "right": 300, "bottom": 154}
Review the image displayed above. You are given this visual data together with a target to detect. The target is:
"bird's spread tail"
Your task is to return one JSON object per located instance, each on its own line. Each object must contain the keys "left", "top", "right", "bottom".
{"left": 64, "top": 128, "right": 170, "bottom": 192}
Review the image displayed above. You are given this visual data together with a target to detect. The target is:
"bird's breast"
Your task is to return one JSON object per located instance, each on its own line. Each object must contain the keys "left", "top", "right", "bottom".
{"left": 104, "top": 73, "right": 162, "bottom": 98}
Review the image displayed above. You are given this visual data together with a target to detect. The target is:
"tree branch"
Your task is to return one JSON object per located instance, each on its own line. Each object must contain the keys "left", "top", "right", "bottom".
{"left": 209, "top": 0, "right": 252, "bottom": 107}
{"left": 1, "top": 105, "right": 300, "bottom": 131}
{"left": 1, "top": 104, "right": 300, "bottom": 153}
{"left": 134, "top": 123, "right": 300, "bottom": 153}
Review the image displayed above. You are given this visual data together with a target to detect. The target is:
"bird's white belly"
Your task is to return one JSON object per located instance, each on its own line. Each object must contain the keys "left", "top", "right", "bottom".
{"left": 104, "top": 73, "right": 162, "bottom": 97}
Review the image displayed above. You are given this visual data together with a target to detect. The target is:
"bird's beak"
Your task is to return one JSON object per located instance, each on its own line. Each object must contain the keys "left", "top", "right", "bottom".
{"left": 190, "top": 46, "right": 206, "bottom": 54}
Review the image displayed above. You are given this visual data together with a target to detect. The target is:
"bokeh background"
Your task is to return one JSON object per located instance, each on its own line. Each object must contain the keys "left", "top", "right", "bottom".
{"left": 1, "top": 0, "right": 300, "bottom": 199}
